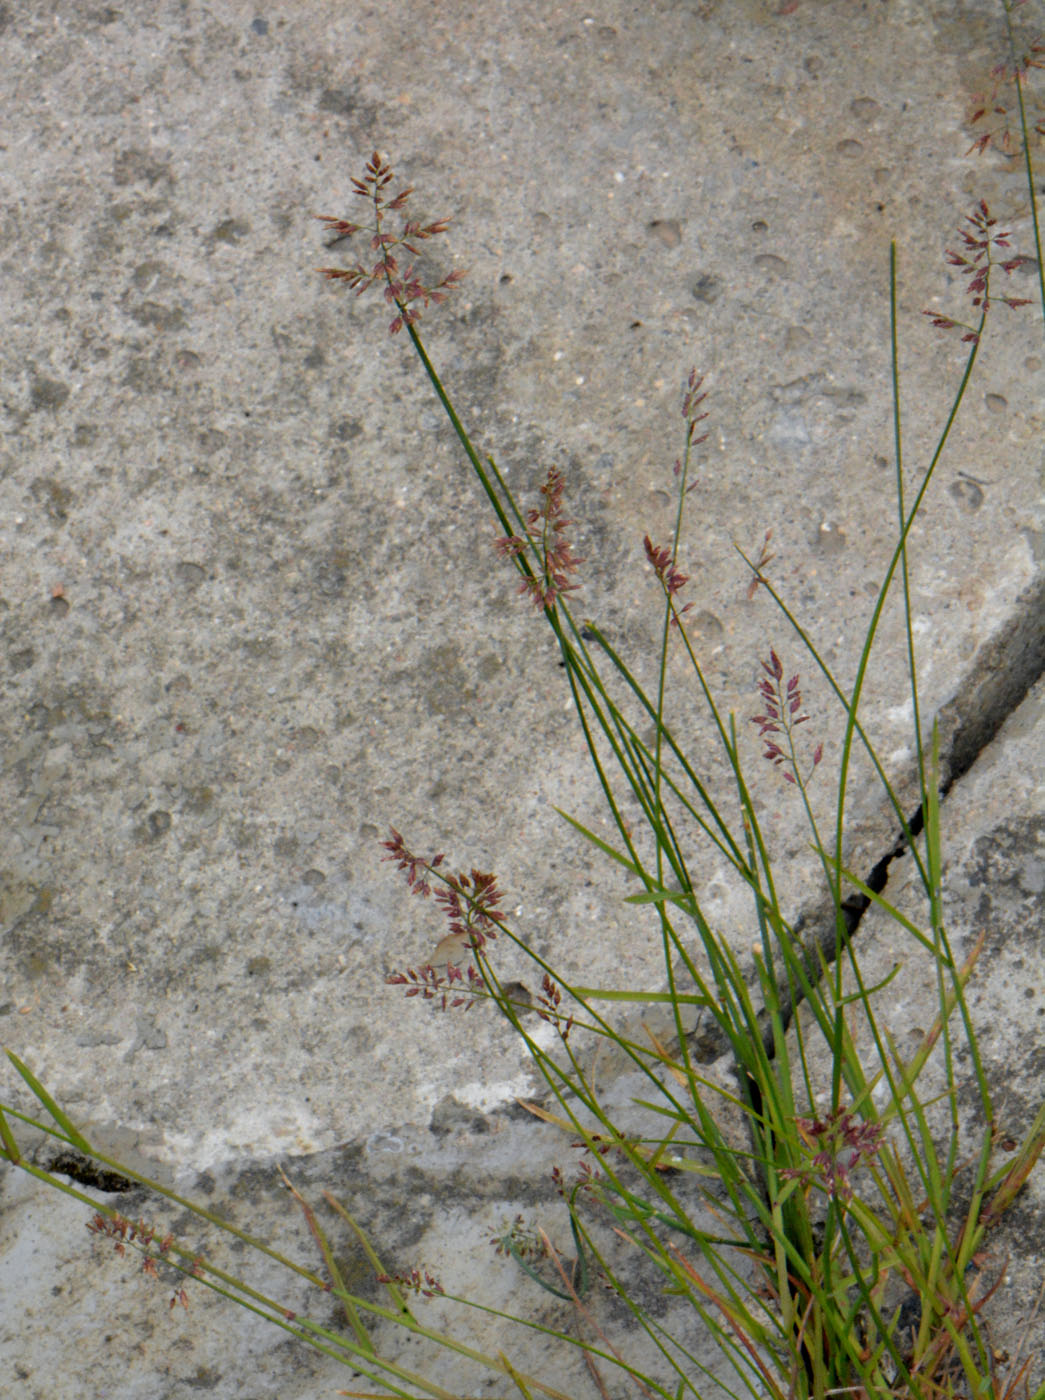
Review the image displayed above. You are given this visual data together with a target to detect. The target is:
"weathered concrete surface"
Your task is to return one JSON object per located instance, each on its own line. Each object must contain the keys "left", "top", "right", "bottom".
{"left": 0, "top": 0, "right": 1042, "bottom": 1395}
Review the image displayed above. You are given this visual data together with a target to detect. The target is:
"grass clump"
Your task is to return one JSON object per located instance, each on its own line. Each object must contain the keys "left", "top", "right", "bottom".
{"left": 336, "top": 148, "right": 1042, "bottom": 1397}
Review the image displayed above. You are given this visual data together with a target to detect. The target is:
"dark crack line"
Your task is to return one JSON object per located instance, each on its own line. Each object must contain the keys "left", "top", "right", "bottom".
{"left": 692, "top": 572, "right": 1045, "bottom": 1066}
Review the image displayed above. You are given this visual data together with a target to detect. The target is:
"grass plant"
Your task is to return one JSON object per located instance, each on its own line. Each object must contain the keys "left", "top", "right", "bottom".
{"left": 3, "top": 7, "right": 1044, "bottom": 1397}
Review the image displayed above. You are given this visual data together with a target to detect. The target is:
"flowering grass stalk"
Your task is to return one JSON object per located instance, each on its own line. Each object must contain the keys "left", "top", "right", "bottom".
{"left": 0, "top": 1050, "right": 580, "bottom": 1400}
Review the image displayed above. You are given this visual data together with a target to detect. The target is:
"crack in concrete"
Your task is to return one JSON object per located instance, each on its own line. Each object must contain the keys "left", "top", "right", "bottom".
{"left": 691, "top": 572, "right": 1045, "bottom": 1065}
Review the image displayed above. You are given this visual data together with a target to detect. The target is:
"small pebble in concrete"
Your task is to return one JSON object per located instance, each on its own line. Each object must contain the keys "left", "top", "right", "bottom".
{"left": 815, "top": 521, "right": 847, "bottom": 555}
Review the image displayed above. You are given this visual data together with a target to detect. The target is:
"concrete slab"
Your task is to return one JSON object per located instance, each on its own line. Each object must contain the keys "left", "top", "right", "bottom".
{"left": 0, "top": 0, "right": 1042, "bottom": 1395}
